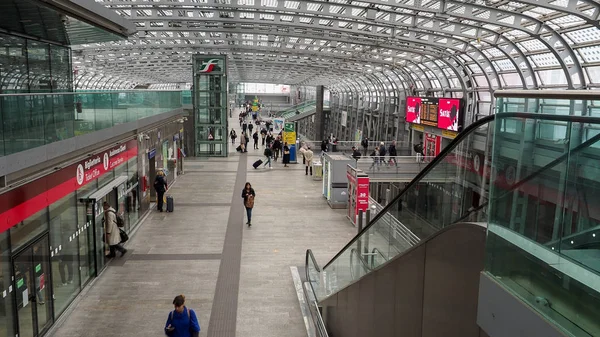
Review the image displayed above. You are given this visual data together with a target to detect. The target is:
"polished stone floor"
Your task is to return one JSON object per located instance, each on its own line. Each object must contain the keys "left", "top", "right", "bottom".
{"left": 47, "top": 112, "right": 357, "bottom": 337}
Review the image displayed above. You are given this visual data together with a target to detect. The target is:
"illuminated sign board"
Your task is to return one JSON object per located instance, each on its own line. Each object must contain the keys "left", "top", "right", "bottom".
{"left": 405, "top": 96, "right": 463, "bottom": 132}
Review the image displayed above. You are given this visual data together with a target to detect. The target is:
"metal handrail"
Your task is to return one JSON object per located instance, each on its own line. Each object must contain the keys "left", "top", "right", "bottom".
{"left": 322, "top": 112, "right": 600, "bottom": 270}
{"left": 304, "top": 249, "right": 329, "bottom": 337}
{"left": 370, "top": 248, "right": 387, "bottom": 269}
{"left": 494, "top": 89, "right": 600, "bottom": 99}
{"left": 0, "top": 89, "right": 184, "bottom": 97}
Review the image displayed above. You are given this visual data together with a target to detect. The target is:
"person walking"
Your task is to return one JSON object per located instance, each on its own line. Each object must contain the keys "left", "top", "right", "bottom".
{"left": 154, "top": 170, "right": 168, "bottom": 212}
{"left": 252, "top": 131, "right": 259, "bottom": 149}
{"left": 273, "top": 137, "right": 281, "bottom": 161}
{"left": 266, "top": 133, "right": 274, "bottom": 147}
{"left": 282, "top": 142, "right": 290, "bottom": 167}
{"left": 304, "top": 146, "right": 314, "bottom": 175}
{"left": 229, "top": 129, "right": 237, "bottom": 144}
{"left": 248, "top": 122, "right": 254, "bottom": 135}
{"left": 241, "top": 183, "right": 256, "bottom": 227}
{"left": 378, "top": 142, "right": 387, "bottom": 166}
{"left": 388, "top": 140, "right": 397, "bottom": 166}
{"left": 239, "top": 114, "right": 243, "bottom": 128}
{"left": 263, "top": 146, "right": 273, "bottom": 169}
{"left": 103, "top": 202, "right": 127, "bottom": 258}
{"left": 260, "top": 128, "right": 267, "bottom": 145}
{"left": 369, "top": 146, "right": 380, "bottom": 171}
{"left": 351, "top": 146, "right": 362, "bottom": 160}
{"left": 242, "top": 122, "right": 247, "bottom": 134}
{"left": 164, "top": 294, "right": 201, "bottom": 337}
{"left": 361, "top": 137, "right": 369, "bottom": 156}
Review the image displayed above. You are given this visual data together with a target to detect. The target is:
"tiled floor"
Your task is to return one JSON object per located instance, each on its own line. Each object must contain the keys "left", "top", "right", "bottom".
{"left": 47, "top": 112, "right": 356, "bottom": 337}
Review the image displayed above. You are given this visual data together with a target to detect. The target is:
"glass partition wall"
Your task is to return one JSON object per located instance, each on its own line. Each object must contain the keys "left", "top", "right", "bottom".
{"left": 486, "top": 97, "right": 600, "bottom": 337}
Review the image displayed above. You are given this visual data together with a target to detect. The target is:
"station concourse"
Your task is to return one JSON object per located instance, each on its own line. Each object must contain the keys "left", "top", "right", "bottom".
{"left": 0, "top": 1, "right": 600, "bottom": 337}
{"left": 44, "top": 113, "right": 356, "bottom": 337}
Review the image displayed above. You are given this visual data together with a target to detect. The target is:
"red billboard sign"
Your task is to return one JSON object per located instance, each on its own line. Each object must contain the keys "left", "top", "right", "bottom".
{"left": 405, "top": 97, "right": 421, "bottom": 124}
{"left": 437, "top": 98, "right": 461, "bottom": 131}
{"left": 356, "top": 177, "right": 370, "bottom": 215}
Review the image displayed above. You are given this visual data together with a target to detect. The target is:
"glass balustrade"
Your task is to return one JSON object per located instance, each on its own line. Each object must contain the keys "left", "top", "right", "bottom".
{"left": 485, "top": 99, "right": 600, "bottom": 337}
{"left": 0, "top": 90, "right": 182, "bottom": 156}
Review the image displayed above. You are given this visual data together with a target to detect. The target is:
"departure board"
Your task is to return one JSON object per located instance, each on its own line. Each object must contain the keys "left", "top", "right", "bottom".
{"left": 405, "top": 96, "right": 463, "bottom": 132}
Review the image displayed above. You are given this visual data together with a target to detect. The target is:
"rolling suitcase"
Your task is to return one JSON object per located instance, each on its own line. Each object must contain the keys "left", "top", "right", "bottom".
{"left": 166, "top": 196, "right": 174, "bottom": 212}
{"left": 236, "top": 145, "right": 242, "bottom": 152}
{"left": 252, "top": 159, "right": 263, "bottom": 169}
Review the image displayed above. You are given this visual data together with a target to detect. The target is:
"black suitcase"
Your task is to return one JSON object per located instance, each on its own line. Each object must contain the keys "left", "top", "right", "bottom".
{"left": 166, "top": 196, "right": 174, "bottom": 212}
{"left": 252, "top": 159, "right": 263, "bottom": 169}
{"left": 236, "top": 145, "right": 242, "bottom": 152}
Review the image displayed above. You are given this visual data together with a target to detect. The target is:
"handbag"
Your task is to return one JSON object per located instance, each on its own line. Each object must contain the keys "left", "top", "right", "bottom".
{"left": 119, "top": 229, "right": 129, "bottom": 243}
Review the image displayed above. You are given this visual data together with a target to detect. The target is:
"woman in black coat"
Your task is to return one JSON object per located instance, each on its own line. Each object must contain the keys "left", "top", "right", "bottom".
{"left": 282, "top": 142, "right": 291, "bottom": 167}
{"left": 241, "top": 182, "right": 256, "bottom": 226}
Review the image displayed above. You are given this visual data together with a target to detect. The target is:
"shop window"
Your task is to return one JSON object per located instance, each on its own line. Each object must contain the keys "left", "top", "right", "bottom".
{"left": 49, "top": 193, "right": 80, "bottom": 316}
{"left": 0, "top": 231, "right": 15, "bottom": 337}
{"left": 10, "top": 209, "right": 48, "bottom": 252}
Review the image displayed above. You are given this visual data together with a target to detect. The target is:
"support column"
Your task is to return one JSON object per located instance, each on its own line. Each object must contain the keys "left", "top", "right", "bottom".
{"left": 315, "top": 85, "right": 325, "bottom": 141}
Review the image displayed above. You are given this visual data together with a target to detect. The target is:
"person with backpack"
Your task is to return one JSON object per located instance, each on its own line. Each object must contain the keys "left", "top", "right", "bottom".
{"left": 154, "top": 170, "right": 168, "bottom": 212}
{"left": 263, "top": 146, "right": 273, "bottom": 169}
{"left": 103, "top": 202, "right": 127, "bottom": 258}
{"left": 165, "top": 294, "right": 200, "bottom": 337}
{"left": 241, "top": 182, "right": 256, "bottom": 227}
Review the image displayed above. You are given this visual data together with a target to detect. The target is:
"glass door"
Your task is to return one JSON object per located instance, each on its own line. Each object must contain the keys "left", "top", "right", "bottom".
{"left": 78, "top": 201, "right": 96, "bottom": 286}
{"left": 13, "top": 236, "right": 53, "bottom": 337}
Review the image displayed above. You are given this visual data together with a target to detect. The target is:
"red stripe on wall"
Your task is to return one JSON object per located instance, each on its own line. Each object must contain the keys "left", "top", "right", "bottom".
{"left": 0, "top": 144, "right": 137, "bottom": 234}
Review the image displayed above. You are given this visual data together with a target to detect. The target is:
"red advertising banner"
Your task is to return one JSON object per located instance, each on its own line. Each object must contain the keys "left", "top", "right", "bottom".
{"left": 356, "top": 177, "right": 370, "bottom": 215}
{"left": 0, "top": 140, "right": 137, "bottom": 233}
{"left": 405, "top": 97, "right": 421, "bottom": 124}
{"left": 424, "top": 133, "right": 441, "bottom": 157}
{"left": 437, "top": 98, "right": 461, "bottom": 131}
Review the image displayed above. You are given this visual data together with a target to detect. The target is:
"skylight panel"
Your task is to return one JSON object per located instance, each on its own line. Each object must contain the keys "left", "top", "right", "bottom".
{"left": 306, "top": 3, "right": 321, "bottom": 11}
{"left": 517, "top": 39, "right": 546, "bottom": 52}
{"left": 284, "top": 0, "right": 300, "bottom": 9}
{"left": 528, "top": 53, "right": 561, "bottom": 67}
{"left": 494, "top": 59, "right": 516, "bottom": 71}
{"left": 578, "top": 46, "right": 600, "bottom": 63}
{"left": 261, "top": 0, "right": 278, "bottom": 7}
{"left": 549, "top": 15, "right": 585, "bottom": 28}
{"left": 566, "top": 27, "right": 600, "bottom": 44}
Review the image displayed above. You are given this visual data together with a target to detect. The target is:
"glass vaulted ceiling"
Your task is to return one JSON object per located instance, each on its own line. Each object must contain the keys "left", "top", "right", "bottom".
{"left": 73, "top": 0, "right": 600, "bottom": 95}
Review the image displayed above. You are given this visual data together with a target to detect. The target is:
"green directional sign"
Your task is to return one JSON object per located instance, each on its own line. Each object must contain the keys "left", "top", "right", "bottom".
{"left": 284, "top": 122, "right": 295, "bottom": 132}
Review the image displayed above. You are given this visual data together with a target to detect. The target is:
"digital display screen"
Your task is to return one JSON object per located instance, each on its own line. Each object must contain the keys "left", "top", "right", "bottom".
{"left": 405, "top": 96, "right": 463, "bottom": 132}
{"left": 405, "top": 97, "right": 421, "bottom": 124}
{"left": 437, "top": 98, "right": 461, "bottom": 131}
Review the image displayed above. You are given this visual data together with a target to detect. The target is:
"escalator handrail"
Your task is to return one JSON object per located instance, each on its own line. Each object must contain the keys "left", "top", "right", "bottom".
{"left": 305, "top": 249, "right": 321, "bottom": 296}
{"left": 322, "top": 112, "right": 600, "bottom": 270}
{"left": 370, "top": 248, "right": 387, "bottom": 269}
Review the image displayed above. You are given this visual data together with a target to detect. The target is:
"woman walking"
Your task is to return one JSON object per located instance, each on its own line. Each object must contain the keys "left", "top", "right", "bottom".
{"left": 241, "top": 182, "right": 256, "bottom": 227}
{"left": 164, "top": 294, "right": 200, "bottom": 337}
{"left": 229, "top": 128, "right": 237, "bottom": 144}
{"left": 282, "top": 142, "right": 290, "bottom": 167}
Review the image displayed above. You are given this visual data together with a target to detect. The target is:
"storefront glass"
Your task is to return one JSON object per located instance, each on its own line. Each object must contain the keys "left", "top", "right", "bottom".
{"left": 49, "top": 192, "right": 80, "bottom": 316}
{"left": 0, "top": 231, "right": 15, "bottom": 337}
{"left": 10, "top": 209, "right": 48, "bottom": 253}
{"left": 76, "top": 183, "right": 96, "bottom": 287}
{"left": 126, "top": 158, "right": 140, "bottom": 229}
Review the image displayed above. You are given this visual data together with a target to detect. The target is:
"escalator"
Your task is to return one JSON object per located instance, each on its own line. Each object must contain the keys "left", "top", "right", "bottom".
{"left": 305, "top": 112, "right": 600, "bottom": 337}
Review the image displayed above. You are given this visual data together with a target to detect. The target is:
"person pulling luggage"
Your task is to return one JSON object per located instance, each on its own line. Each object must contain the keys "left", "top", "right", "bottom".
{"left": 154, "top": 170, "right": 168, "bottom": 212}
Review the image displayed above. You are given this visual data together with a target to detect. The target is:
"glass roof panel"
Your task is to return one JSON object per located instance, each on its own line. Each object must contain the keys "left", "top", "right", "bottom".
{"left": 565, "top": 27, "right": 600, "bottom": 44}
{"left": 578, "top": 46, "right": 600, "bottom": 63}
{"left": 529, "top": 53, "right": 561, "bottom": 67}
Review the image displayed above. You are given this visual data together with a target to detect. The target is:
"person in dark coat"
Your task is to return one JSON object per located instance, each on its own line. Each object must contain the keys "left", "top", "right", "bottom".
{"left": 273, "top": 138, "right": 282, "bottom": 161}
{"left": 388, "top": 140, "right": 397, "bottom": 166}
{"left": 282, "top": 142, "right": 290, "bottom": 167}
{"left": 252, "top": 131, "right": 259, "bottom": 149}
{"left": 154, "top": 170, "right": 168, "bottom": 212}
{"left": 241, "top": 182, "right": 256, "bottom": 226}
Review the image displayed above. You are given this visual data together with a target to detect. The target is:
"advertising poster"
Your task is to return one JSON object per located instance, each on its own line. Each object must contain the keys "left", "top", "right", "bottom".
{"left": 405, "top": 97, "right": 422, "bottom": 124}
{"left": 355, "top": 129, "right": 362, "bottom": 142}
{"left": 438, "top": 98, "right": 461, "bottom": 131}
{"left": 341, "top": 110, "right": 348, "bottom": 127}
{"left": 425, "top": 133, "right": 441, "bottom": 157}
{"left": 273, "top": 118, "right": 285, "bottom": 134}
{"left": 356, "top": 176, "right": 370, "bottom": 214}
